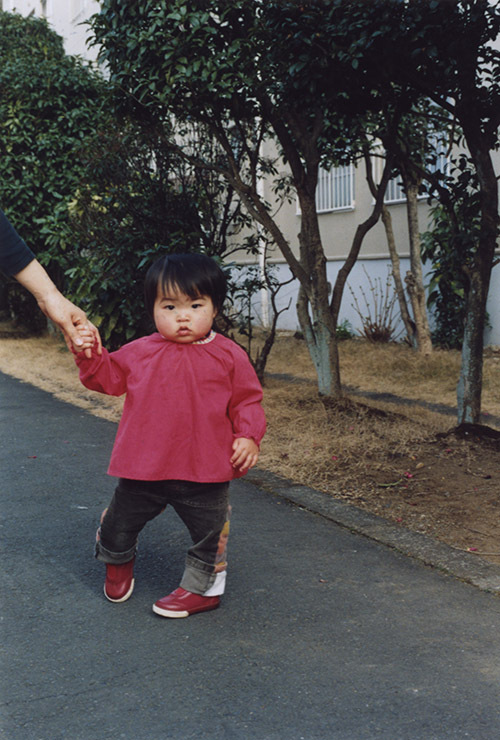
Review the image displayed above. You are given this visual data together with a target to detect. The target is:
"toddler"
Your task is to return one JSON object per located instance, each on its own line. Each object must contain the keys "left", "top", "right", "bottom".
{"left": 73, "top": 253, "right": 266, "bottom": 618}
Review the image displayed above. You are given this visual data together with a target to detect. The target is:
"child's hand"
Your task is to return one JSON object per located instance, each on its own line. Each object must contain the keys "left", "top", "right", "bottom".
{"left": 230, "top": 437, "right": 259, "bottom": 472}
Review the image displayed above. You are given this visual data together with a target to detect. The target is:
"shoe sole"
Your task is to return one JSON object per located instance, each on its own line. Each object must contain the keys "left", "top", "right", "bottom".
{"left": 152, "top": 601, "right": 219, "bottom": 619}
{"left": 104, "top": 578, "right": 135, "bottom": 603}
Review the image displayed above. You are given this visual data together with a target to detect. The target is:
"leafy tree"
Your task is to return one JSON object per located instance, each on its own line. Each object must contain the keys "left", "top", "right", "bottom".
{"left": 0, "top": 10, "right": 109, "bottom": 329}
{"left": 370, "top": 99, "right": 454, "bottom": 354}
{"left": 0, "top": 11, "right": 108, "bottom": 262}
{"left": 89, "top": 0, "right": 403, "bottom": 401}
{"left": 89, "top": 0, "right": 499, "bottom": 417}
{"left": 421, "top": 157, "right": 483, "bottom": 350}
{"left": 41, "top": 114, "right": 285, "bottom": 354}
{"left": 40, "top": 122, "right": 205, "bottom": 348}
{"left": 393, "top": 0, "right": 500, "bottom": 423}
{"left": 0, "top": 9, "right": 291, "bottom": 367}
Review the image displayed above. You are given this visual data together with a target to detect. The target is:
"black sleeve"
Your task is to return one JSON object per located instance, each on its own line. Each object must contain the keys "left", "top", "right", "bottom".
{"left": 0, "top": 209, "right": 35, "bottom": 277}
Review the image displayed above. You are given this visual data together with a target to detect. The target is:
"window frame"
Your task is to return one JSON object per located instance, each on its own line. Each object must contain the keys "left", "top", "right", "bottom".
{"left": 297, "top": 162, "right": 355, "bottom": 215}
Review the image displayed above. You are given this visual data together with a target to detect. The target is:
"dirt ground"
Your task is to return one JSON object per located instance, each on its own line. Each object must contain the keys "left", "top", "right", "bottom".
{"left": 336, "top": 426, "right": 500, "bottom": 561}
{"left": 1, "top": 322, "right": 499, "bottom": 565}
{"left": 259, "top": 373, "right": 500, "bottom": 566}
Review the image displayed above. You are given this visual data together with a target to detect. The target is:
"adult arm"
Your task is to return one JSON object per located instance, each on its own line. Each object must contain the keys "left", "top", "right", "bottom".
{"left": 1, "top": 208, "right": 101, "bottom": 355}
{"left": 13, "top": 259, "right": 102, "bottom": 355}
{"left": 0, "top": 208, "right": 35, "bottom": 276}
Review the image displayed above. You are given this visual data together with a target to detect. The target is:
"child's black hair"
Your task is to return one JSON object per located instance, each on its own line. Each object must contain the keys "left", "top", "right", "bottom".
{"left": 144, "top": 252, "right": 227, "bottom": 321}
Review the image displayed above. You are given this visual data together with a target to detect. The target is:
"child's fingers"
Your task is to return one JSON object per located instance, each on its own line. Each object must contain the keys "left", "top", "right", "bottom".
{"left": 88, "top": 321, "right": 102, "bottom": 355}
{"left": 236, "top": 455, "right": 258, "bottom": 472}
{"left": 230, "top": 440, "right": 247, "bottom": 464}
{"left": 231, "top": 440, "right": 259, "bottom": 471}
{"left": 240, "top": 451, "right": 259, "bottom": 471}
{"left": 69, "top": 325, "right": 96, "bottom": 356}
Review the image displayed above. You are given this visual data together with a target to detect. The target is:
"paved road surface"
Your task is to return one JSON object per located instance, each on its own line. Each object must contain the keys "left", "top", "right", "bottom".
{"left": 1, "top": 371, "right": 500, "bottom": 740}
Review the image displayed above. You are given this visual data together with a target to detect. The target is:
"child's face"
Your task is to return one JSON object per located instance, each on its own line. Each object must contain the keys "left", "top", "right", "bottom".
{"left": 153, "top": 286, "right": 217, "bottom": 343}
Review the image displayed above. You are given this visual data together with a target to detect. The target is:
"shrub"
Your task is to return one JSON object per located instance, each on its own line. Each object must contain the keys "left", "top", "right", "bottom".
{"left": 421, "top": 159, "right": 481, "bottom": 350}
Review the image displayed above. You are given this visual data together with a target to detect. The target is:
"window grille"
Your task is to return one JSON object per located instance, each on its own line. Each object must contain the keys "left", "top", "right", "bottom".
{"left": 384, "top": 175, "right": 406, "bottom": 205}
{"left": 313, "top": 164, "right": 355, "bottom": 213}
{"left": 373, "top": 139, "right": 449, "bottom": 205}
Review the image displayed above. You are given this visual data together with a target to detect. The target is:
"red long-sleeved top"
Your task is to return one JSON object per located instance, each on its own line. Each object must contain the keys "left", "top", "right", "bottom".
{"left": 75, "top": 332, "right": 266, "bottom": 483}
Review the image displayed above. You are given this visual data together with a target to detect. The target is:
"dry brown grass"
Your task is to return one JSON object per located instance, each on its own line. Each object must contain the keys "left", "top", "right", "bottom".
{"left": 0, "top": 330, "right": 124, "bottom": 423}
{"left": 259, "top": 374, "right": 447, "bottom": 494}
{"left": 2, "top": 325, "right": 500, "bottom": 561}
{"left": 3, "top": 325, "right": 499, "bottom": 494}
{"left": 266, "top": 333, "right": 500, "bottom": 417}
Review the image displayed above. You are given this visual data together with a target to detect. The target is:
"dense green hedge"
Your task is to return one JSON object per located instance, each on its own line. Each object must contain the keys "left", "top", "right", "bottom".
{"left": 0, "top": 11, "right": 209, "bottom": 346}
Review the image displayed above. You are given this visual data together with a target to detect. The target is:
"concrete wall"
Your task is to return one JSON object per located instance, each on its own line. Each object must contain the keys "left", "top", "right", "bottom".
{"left": 247, "top": 256, "right": 500, "bottom": 348}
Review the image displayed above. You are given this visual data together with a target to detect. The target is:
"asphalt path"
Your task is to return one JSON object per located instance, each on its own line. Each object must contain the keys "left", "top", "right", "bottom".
{"left": 2, "top": 371, "right": 500, "bottom": 740}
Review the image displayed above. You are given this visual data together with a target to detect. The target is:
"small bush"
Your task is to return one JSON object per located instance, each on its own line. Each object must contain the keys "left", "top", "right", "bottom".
{"left": 349, "top": 267, "right": 399, "bottom": 343}
{"left": 336, "top": 319, "right": 355, "bottom": 340}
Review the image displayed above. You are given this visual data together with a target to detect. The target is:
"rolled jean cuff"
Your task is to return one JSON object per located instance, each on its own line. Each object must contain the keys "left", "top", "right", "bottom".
{"left": 180, "top": 554, "right": 218, "bottom": 595}
{"left": 95, "top": 540, "right": 136, "bottom": 564}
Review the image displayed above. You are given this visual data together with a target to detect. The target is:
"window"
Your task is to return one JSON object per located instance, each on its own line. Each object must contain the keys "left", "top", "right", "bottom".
{"left": 373, "top": 137, "right": 449, "bottom": 205}
{"left": 314, "top": 164, "right": 355, "bottom": 213}
{"left": 384, "top": 175, "right": 406, "bottom": 205}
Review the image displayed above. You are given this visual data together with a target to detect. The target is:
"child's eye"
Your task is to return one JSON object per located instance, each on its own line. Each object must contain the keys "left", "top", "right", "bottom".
{"left": 164, "top": 304, "right": 175, "bottom": 311}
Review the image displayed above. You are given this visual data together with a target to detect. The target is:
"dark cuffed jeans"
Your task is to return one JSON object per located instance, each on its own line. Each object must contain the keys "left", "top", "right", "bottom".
{"left": 96, "top": 478, "right": 231, "bottom": 596}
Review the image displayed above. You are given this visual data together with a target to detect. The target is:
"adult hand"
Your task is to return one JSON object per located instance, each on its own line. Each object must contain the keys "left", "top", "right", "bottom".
{"left": 39, "top": 290, "right": 102, "bottom": 358}
{"left": 13, "top": 259, "right": 102, "bottom": 358}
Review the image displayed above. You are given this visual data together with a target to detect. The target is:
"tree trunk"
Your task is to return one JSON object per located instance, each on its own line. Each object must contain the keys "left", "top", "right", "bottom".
{"left": 297, "top": 283, "right": 341, "bottom": 397}
{"left": 381, "top": 204, "right": 416, "bottom": 346}
{"left": 456, "top": 270, "right": 487, "bottom": 423}
{"left": 331, "top": 154, "right": 395, "bottom": 332}
{"left": 456, "top": 139, "right": 499, "bottom": 423}
{"left": 404, "top": 181, "right": 432, "bottom": 355}
{"left": 364, "top": 146, "right": 416, "bottom": 346}
{"left": 296, "top": 195, "right": 342, "bottom": 398}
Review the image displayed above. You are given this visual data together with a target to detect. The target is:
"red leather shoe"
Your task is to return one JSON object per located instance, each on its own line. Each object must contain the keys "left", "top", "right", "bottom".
{"left": 104, "top": 558, "right": 135, "bottom": 603}
{"left": 153, "top": 587, "right": 220, "bottom": 618}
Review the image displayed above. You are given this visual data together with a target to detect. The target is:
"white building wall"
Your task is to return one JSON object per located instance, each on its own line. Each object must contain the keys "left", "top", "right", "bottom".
{"left": 257, "top": 258, "right": 500, "bottom": 348}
